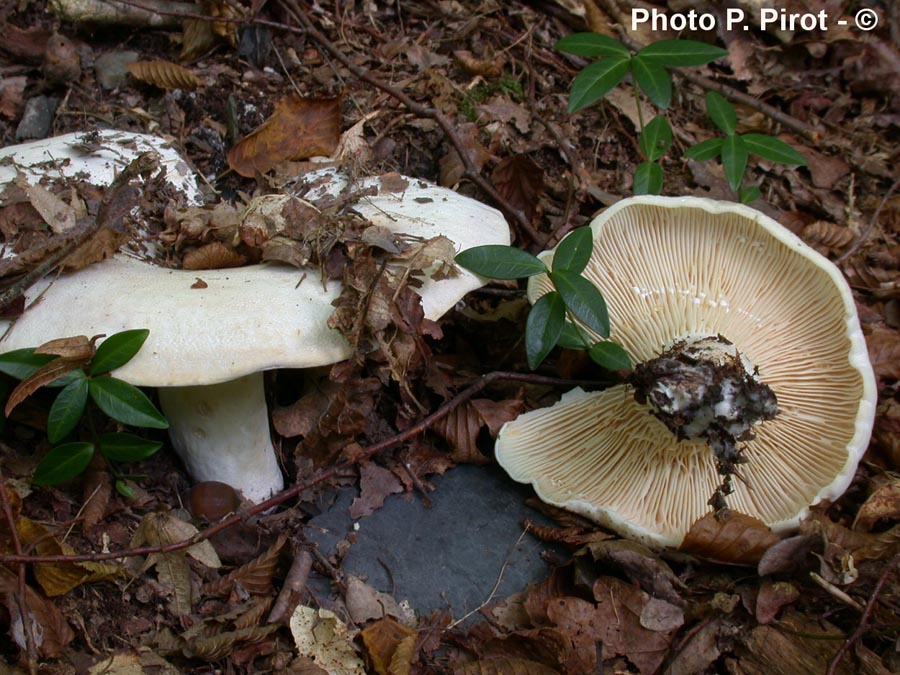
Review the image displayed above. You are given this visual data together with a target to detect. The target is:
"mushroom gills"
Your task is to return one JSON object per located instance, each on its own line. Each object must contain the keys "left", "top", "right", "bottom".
{"left": 630, "top": 334, "right": 779, "bottom": 512}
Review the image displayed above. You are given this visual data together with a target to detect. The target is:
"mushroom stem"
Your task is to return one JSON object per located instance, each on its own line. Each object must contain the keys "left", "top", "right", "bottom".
{"left": 156, "top": 372, "right": 284, "bottom": 503}
{"left": 629, "top": 334, "right": 779, "bottom": 513}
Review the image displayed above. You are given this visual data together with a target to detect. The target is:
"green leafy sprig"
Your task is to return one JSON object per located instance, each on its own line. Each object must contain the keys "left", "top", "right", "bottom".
{"left": 685, "top": 91, "right": 807, "bottom": 203}
{"left": 456, "top": 229, "right": 631, "bottom": 372}
{"left": 0, "top": 329, "right": 168, "bottom": 494}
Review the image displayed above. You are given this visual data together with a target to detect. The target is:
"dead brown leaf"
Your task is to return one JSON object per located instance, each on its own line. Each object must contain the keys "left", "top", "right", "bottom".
{"left": 438, "top": 124, "right": 492, "bottom": 187}
{"left": 127, "top": 60, "right": 201, "bottom": 90}
{"left": 490, "top": 155, "right": 544, "bottom": 224}
{"left": 679, "top": 511, "right": 780, "bottom": 565}
{"left": 182, "top": 241, "right": 247, "bottom": 270}
{"left": 452, "top": 657, "right": 561, "bottom": 675}
{"left": 361, "top": 617, "right": 417, "bottom": 675}
{"left": 5, "top": 346, "right": 92, "bottom": 417}
{"left": 865, "top": 325, "right": 900, "bottom": 380}
{"left": 584, "top": 539, "right": 685, "bottom": 606}
{"left": 204, "top": 532, "right": 288, "bottom": 597}
{"left": 755, "top": 580, "right": 799, "bottom": 624}
{"left": 227, "top": 96, "right": 341, "bottom": 177}
{"left": 854, "top": 477, "right": 900, "bottom": 531}
{"left": 0, "top": 565, "right": 74, "bottom": 658}
{"left": 349, "top": 462, "right": 404, "bottom": 519}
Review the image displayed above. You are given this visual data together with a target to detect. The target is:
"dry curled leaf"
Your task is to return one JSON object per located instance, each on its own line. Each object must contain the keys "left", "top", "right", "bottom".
{"left": 228, "top": 96, "right": 341, "bottom": 177}
{"left": 0, "top": 566, "right": 74, "bottom": 658}
{"left": 491, "top": 155, "right": 545, "bottom": 224}
{"left": 452, "top": 657, "right": 561, "bottom": 675}
{"left": 182, "top": 241, "right": 247, "bottom": 270}
{"left": 290, "top": 606, "right": 366, "bottom": 675}
{"left": 5, "top": 346, "right": 92, "bottom": 417}
{"left": 127, "top": 60, "right": 201, "bottom": 90}
{"left": 680, "top": 511, "right": 780, "bottom": 565}
{"left": 360, "top": 617, "right": 416, "bottom": 675}
{"left": 204, "top": 532, "right": 288, "bottom": 596}
{"left": 184, "top": 624, "right": 279, "bottom": 660}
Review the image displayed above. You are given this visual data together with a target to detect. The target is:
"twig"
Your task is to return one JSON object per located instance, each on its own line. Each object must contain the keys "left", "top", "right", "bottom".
{"left": 0, "top": 371, "right": 601, "bottom": 565}
{"left": 0, "top": 468, "right": 37, "bottom": 674}
{"left": 275, "top": 0, "right": 544, "bottom": 247}
{"left": 836, "top": 174, "right": 900, "bottom": 264}
{"left": 266, "top": 548, "right": 313, "bottom": 625}
{"left": 826, "top": 552, "right": 900, "bottom": 675}
{"left": 809, "top": 572, "right": 865, "bottom": 612}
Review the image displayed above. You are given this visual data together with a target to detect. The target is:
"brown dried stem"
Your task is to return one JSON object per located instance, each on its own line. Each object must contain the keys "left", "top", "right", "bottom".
{"left": 0, "top": 371, "right": 601, "bottom": 565}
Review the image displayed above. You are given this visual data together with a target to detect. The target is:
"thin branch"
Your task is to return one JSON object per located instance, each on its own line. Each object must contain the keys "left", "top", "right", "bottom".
{"left": 827, "top": 553, "right": 900, "bottom": 675}
{"left": 0, "top": 371, "right": 601, "bottom": 565}
{"left": 837, "top": 174, "right": 900, "bottom": 264}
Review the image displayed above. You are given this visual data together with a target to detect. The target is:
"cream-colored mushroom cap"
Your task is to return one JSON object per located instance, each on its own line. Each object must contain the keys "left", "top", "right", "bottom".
{"left": 495, "top": 196, "right": 877, "bottom": 548}
{"left": 0, "top": 170, "right": 510, "bottom": 386}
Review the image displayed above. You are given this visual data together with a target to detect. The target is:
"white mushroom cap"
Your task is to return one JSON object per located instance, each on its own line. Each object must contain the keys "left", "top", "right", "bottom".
{"left": 495, "top": 196, "right": 877, "bottom": 548}
{"left": 0, "top": 134, "right": 510, "bottom": 502}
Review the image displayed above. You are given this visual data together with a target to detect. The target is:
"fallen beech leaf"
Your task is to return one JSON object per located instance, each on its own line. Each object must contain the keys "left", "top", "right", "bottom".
{"left": 854, "top": 477, "right": 900, "bottom": 531}
{"left": 755, "top": 580, "right": 799, "bottom": 624}
{"left": 18, "top": 517, "right": 124, "bottom": 596}
{"left": 584, "top": 539, "right": 685, "bottom": 606}
{"left": 346, "top": 576, "right": 405, "bottom": 625}
{"left": 228, "top": 96, "right": 341, "bottom": 177}
{"left": 757, "top": 534, "right": 820, "bottom": 576}
{"left": 290, "top": 606, "right": 366, "bottom": 675}
{"left": 185, "top": 625, "right": 279, "bottom": 660}
{"left": 127, "top": 60, "right": 201, "bottom": 90}
{"left": 204, "top": 532, "right": 287, "bottom": 596}
{"left": 5, "top": 352, "right": 91, "bottom": 417}
{"left": 679, "top": 511, "right": 780, "bottom": 565}
{"left": 87, "top": 651, "right": 181, "bottom": 674}
{"left": 0, "top": 566, "right": 74, "bottom": 658}
{"left": 438, "top": 123, "right": 491, "bottom": 187}
{"left": 35, "top": 335, "right": 94, "bottom": 359}
{"left": 349, "top": 462, "right": 403, "bottom": 519}
{"left": 452, "top": 657, "right": 561, "bottom": 675}
{"left": 182, "top": 241, "right": 247, "bottom": 270}
{"left": 490, "top": 155, "right": 544, "bottom": 223}
{"left": 360, "top": 617, "right": 416, "bottom": 675}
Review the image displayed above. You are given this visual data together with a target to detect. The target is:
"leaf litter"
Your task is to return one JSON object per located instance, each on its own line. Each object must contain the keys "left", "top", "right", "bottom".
{"left": 0, "top": 0, "right": 898, "bottom": 673}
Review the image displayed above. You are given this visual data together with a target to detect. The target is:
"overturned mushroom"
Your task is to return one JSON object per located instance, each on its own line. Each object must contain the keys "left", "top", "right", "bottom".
{"left": 495, "top": 196, "right": 876, "bottom": 548}
{"left": 0, "top": 132, "right": 510, "bottom": 502}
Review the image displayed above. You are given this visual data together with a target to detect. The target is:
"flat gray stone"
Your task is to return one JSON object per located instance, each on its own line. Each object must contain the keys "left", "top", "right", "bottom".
{"left": 308, "top": 464, "right": 558, "bottom": 620}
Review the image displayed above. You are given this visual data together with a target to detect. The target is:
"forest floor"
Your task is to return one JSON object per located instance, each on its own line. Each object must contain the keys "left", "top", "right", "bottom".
{"left": 0, "top": 0, "right": 899, "bottom": 673}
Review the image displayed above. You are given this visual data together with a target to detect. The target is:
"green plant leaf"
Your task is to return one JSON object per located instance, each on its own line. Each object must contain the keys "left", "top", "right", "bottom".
{"left": 33, "top": 441, "right": 95, "bottom": 486}
{"left": 525, "top": 292, "right": 566, "bottom": 370}
{"left": 721, "top": 134, "right": 749, "bottom": 192}
{"left": 555, "top": 33, "right": 630, "bottom": 58}
{"left": 552, "top": 227, "right": 594, "bottom": 275}
{"left": 90, "top": 329, "right": 150, "bottom": 376}
{"left": 705, "top": 91, "right": 737, "bottom": 136}
{"left": 89, "top": 377, "right": 169, "bottom": 429}
{"left": 549, "top": 269, "right": 610, "bottom": 338}
{"left": 742, "top": 133, "right": 807, "bottom": 165}
{"left": 636, "top": 39, "right": 728, "bottom": 67}
{"left": 589, "top": 341, "right": 633, "bottom": 371}
{"left": 639, "top": 115, "right": 673, "bottom": 162}
{"left": 0, "top": 348, "right": 55, "bottom": 380}
{"left": 631, "top": 56, "right": 672, "bottom": 108}
{"left": 455, "top": 245, "right": 547, "bottom": 279}
{"left": 684, "top": 137, "right": 723, "bottom": 161}
{"left": 739, "top": 185, "right": 762, "bottom": 204}
{"left": 47, "top": 373, "right": 89, "bottom": 444}
{"left": 99, "top": 432, "right": 163, "bottom": 462}
{"left": 556, "top": 322, "right": 590, "bottom": 350}
{"left": 115, "top": 479, "right": 136, "bottom": 499}
{"left": 634, "top": 162, "right": 664, "bottom": 195}
{"left": 568, "top": 55, "right": 631, "bottom": 113}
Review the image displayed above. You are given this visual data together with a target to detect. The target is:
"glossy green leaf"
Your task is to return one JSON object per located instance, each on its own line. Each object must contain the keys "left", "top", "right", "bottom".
{"left": 568, "top": 56, "right": 631, "bottom": 113}
{"left": 556, "top": 322, "right": 591, "bottom": 350}
{"left": 47, "top": 373, "right": 89, "bottom": 444}
{"left": 631, "top": 56, "right": 672, "bottom": 108}
{"left": 115, "top": 479, "right": 136, "bottom": 499}
{"left": 33, "top": 442, "right": 95, "bottom": 486}
{"left": 639, "top": 115, "right": 673, "bottom": 162}
{"left": 742, "top": 133, "right": 807, "bottom": 165}
{"left": 525, "top": 292, "right": 566, "bottom": 370}
{"left": 721, "top": 134, "right": 749, "bottom": 192}
{"left": 549, "top": 269, "right": 610, "bottom": 338}
{"left": 455, "top": 245, "right": 547, "bottom": 279}
{"left": 99, "top": 432, "right": 163, "bottom": 462}
{"left": 740, "top": 185, "right": 762, "bottom": 204}
{"left": 552, "top": 227, "right": 594, "bottom": 275}
{"left": 0, "top": 348, "right": 55, "bottom": 380}
{"left": 636, "top": 39, "right": 728, "bottom": 67}
{"left": 634, "top": 162, "right": 663, "bottom": 195}
{"left": 589, "top": 341, "right": 633, "bottom": 371}
{"left": 555, "top": 33, "right": 630, "bottom": 58}
{"left": 90, "top": 329, "right": 150, "bottom": 376}
{"left": 706, "top": 91, "right": 737, "bottom": 136}
{"left": 89, "top": 377, "right": 169, "bottom": 429}
{"left": 684, "top": 137, "right": 723, "bottom": 161}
